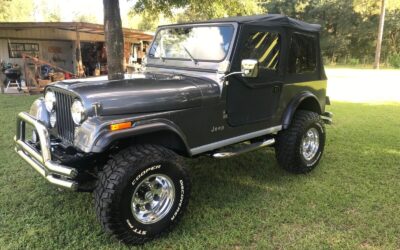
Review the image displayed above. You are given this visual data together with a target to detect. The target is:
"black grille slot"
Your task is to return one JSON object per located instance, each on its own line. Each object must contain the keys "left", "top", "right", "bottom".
{"left": 54, "top": 90, "right": 75, "bottom": 144}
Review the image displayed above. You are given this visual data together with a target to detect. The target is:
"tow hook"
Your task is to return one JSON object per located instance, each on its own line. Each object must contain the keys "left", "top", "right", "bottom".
{"left": 321, "top": 111, "right": 333, "bottom": 125}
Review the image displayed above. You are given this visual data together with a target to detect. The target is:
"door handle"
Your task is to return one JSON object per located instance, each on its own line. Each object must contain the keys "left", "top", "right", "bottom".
{"left": 273, "top": 85, "right": 280, "bottom": 93}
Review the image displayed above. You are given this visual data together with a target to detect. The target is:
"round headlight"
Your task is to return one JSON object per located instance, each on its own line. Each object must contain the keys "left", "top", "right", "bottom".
{"left": 71, "top": 100, "right": 85, "bottom": 125}
{"left": 50, "top": 111, "right": 57, "bottom": 128}
{"left": 44, "top": 90, "right": 56, "bottom": 112}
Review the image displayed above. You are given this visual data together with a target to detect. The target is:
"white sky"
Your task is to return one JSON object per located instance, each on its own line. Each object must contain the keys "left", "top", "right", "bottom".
{"left": 34, "top": 0, "right": 135, "bottom": 25}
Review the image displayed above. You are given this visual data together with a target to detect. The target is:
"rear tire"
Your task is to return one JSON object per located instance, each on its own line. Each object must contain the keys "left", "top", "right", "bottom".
{"left": 94, "top": 144, "right": 190, "bottom": 245}
{"left": 275, "top": 110, "right": 325, "bottom": 173}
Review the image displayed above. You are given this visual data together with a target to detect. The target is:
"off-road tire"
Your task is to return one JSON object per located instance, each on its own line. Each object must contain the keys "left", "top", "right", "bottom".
{"left": 275, "top": 110, "right": 325, "bottom": 174}
{"left": 94, "top": 144, "right": 191, "bottom": 245}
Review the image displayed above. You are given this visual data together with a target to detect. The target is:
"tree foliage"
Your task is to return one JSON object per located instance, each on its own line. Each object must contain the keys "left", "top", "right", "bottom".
{"left": 37, "top": 0, "right": 62, "bottom": 22}
{"left": 0, "top": 0, "right": 398, "bottom": 66}
{"left": 130, "top": 0, "right": 399, "bottom": 66}
{"left": 0, "top": 0, "right": 34, "bottom": 22}
{"left": 131, "top": 0, "right": 261, "bottom": 28}
{"left": 73, "top": 13, "right": 98, "bottom": 23}
{"left": 134, "top": 0, "right": 261, "bottom": 20}
{"left": 264, "top": 0, "right": 400, "bottom": 64}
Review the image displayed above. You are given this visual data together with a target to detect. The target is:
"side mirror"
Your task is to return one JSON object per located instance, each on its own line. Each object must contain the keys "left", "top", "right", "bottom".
{"left": 241, "top": 59, "right": 259, "bottom": 78}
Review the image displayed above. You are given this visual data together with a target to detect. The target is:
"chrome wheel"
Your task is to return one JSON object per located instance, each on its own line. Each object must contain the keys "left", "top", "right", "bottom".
{"left": 131, "top": 174, "right": 175, "bottom": 224}
{"left": 300, "top": 127, "right": 320, "bottom": 161}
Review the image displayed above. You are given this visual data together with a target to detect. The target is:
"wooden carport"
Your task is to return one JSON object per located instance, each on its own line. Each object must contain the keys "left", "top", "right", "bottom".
{"left": 0, "top": 22, "right": 153, "bottom": 76}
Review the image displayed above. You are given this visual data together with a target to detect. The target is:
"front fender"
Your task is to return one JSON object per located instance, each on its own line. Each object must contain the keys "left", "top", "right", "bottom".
{"left": 74, "top": 117, "right": 189, "bottom": 154}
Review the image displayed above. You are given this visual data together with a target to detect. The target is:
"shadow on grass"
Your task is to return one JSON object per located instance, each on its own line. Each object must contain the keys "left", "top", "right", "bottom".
{"left": 182, "top": 149, "right": 308, "bottom": 218}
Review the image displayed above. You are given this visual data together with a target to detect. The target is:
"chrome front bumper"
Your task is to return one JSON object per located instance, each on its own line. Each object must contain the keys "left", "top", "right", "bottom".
{"left": 15, "top": 112, "right": 78, "bottom": 190}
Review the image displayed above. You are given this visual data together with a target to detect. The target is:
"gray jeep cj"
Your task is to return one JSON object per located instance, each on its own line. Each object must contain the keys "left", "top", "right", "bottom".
{"left": 14, "top": 14, "right": 332, "bottom": 244}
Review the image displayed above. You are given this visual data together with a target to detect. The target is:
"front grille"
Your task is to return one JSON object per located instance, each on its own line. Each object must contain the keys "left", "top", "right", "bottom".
{"left": 53, "top": 90, "right": 75, "bottom": 144}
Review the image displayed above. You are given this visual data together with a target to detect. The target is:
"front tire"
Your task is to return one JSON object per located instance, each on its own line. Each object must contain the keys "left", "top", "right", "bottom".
{"left": 94, "top": 145, "right": 190, "bottom": 245}
{"left": 275, "top": 110, "right": 326, "bottom": 173}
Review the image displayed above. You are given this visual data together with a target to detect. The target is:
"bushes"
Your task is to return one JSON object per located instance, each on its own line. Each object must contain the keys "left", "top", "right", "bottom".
{"left": 388, "top": 53, "right": 400, "bottom": 69}
{"left": 348, "top": 58, "right": 360, "bottom": 65}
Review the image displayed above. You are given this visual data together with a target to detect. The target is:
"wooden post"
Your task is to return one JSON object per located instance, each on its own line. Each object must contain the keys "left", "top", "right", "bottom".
{"left": 0, "top": 58, "right": 4, "bottom": 94}
{"left": 75, "top": 26, "right": 84, "bottom": 77}
{"left": 23, "top": 54, "right": 29, "bottom": 92}
{"left": 140, "top": 41, "right": 144, "bottom": 58}
{"left": 0, "top": 71, "right": 3, "bottom": 94}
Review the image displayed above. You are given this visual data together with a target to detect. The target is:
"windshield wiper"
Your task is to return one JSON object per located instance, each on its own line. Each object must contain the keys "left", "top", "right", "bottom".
{"left": 149, "top": 53, "right": 165, "bottom": 63}
{"left": 159, "top": 54, "right": 165, "bottom": 62}
{"left": 181, "top": 45, "right": 198, "bottom": 65}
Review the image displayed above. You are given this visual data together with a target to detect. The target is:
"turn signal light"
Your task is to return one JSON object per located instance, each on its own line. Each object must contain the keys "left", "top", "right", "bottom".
{"left": 110, "top": 121, "right": 132, "bottom": 131}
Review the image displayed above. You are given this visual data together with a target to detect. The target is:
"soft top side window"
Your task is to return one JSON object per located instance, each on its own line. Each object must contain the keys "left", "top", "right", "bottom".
{"left": 239, "top": 31, "right": 281, "bottom": 72}
{"left": 288, "top": 33, "right": 317, "bottom": 74}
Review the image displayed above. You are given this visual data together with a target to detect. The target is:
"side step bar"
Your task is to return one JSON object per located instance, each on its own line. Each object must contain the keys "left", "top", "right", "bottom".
{"left": 212, "top": 138, "right": 275, "bottom": 159}
{"left": 321, "top": 111, "right": 333, "bottom": 125}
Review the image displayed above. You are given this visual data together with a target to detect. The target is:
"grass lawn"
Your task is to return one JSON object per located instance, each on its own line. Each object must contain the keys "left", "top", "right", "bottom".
{"left": 325, "top": 64, "right": 397, "bottom": 70}
{"left": 0, "top": 94, "right": 399, "bottom": 249}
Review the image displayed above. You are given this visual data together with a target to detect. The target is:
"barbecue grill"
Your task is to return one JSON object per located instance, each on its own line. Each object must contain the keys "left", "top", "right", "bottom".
{"left": 3, "top": 67, "right": 22, "bottom": 92}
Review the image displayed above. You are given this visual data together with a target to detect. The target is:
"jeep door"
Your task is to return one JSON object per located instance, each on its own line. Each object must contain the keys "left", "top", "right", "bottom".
{"left": 226, "top": 25, "right": 286, "bottom": 127}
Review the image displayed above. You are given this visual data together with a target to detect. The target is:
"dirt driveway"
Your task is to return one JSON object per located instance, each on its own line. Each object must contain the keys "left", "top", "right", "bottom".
{"left": 326, "top": 68, "right": 400, "bottom": 102}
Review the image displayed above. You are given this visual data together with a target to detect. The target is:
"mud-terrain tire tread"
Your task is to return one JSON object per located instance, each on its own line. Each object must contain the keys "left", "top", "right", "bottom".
{"left": 275, "top": 110, "right": 325, "bottom": 174}
{"left": 94, "top": 144, "right": 190, "bottom": 245}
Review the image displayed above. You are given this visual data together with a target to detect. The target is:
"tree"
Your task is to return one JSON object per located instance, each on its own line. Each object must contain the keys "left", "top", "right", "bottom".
{"left": 103, "top": 0, "right": 125, "bottom": 80}
{"left": 129, "top": 0, "right": 399, "bottom": 66}
{"left": 373, "top": 0, "right": 387, "bottom": 69}
{"left": 126, "top": 10, "right": 166, "bottom": 31}
{"left": 74, "top": 13, "right": 98, "bottom": 23}
{"left": 0, "top": 0, "right": 12, "bottom": 21}
{"left": 0, "top": 0, "right": 34, "bottom": 22}
{"left": 263, "top": 0, "right": 399, "bottom": 65}
{"left": 37, "top": 0, "right": 62, "bottom": 22}
{"left": 45, "top": 12, "right": 61, "bottom": 22}
{"left": 384, "top": 9, "right": 400, "bottom": 55}
{"left": 263, "top": 0, "right": 360, "bottom": 63}
{"left": 132, "top": 0, "right": 262, "bottom": 22}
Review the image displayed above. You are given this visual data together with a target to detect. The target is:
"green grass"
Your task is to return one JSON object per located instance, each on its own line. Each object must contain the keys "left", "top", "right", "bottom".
{"left": 325, "top": 64, "right": 398, "bottom": 70}
{"left": 0, "top": 94, "right": 399, "bottom": 249}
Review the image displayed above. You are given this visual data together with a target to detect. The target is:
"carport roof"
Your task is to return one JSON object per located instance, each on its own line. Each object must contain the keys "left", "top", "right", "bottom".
{"left": 0, "top": 22, "right": 154, "bottom": 41}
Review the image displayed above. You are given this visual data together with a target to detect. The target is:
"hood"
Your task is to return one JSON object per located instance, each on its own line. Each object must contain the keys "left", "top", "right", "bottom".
{"left": 50, "top": 71, "right": 220, "bottom": 116}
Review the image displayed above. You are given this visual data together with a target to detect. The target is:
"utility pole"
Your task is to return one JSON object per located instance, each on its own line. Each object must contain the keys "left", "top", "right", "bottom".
{"left": 103, "top": 0, "right": 125, "bottom": 80}
{"left": 373, "top": 0, "right": 386, "bottom": 69}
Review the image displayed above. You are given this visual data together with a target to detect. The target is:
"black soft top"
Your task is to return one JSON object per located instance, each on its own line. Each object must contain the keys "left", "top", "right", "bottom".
{"left": 161, "top": 14, "right": 321, "bottom": 33}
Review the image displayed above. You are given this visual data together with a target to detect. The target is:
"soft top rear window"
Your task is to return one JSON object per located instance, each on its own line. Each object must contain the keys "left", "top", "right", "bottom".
{"left": 288, "top": 33, "right": 317, "bottom": 74}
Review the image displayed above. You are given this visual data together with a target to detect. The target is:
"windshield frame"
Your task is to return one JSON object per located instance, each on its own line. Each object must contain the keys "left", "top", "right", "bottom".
{"left": 147, "top": 22, "right": 238, "bottom": 68}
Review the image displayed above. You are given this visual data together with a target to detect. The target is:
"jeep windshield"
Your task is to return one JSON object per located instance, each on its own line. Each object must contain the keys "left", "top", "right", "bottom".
{"left": 149, "top": 25, "right": 234, "bottom": 62}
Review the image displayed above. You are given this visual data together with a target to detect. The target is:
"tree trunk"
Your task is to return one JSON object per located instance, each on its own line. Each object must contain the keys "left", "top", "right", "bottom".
{"left": 373, "top": 0, "right": 386, "bottom": 69}
{"left": 103, "top": 0, "right": 125, "bottom": 80}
